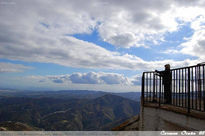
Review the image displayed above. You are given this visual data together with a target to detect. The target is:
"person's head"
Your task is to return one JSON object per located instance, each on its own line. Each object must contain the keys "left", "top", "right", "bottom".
{"left": 164, "top": 64, "right": 170, "bottom": 70}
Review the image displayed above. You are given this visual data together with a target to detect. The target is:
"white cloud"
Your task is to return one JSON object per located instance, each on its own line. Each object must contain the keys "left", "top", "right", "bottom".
{"left": 1, "top": 0, "right": 205, "bottom": 92}
{"left": 6, "top": 76, "right": 141, "bottom": 92}
{"left": 0, "top": 33, "right": 148, "bottom": 70}
{"left": 47, "top": 74, "right": 70, "bottom": 84}
{"left": 0, "top": 26, "right": 195, "bottom": 71}
{"left": 69, "top": 72, "right": 101, "bottom": 84}
{"left": 37, "top": 72, "right": 132, "bottom": 85}
{"left": 130, "top": 75, "right": 141, "bottom": 86}
{"left": 1, "top": 0, "right": 205, "bottom": 49}
{"left": 179, "top": 16, "right": 205, "bottom": 59}
{"left": 69, "top": 72, "right": 131, "bottom": 85}
{"left": 20, "top": 72, "right": 141, "bottom": 92}
{"left": 0, "top": 62, "right": 32, "bottom": 73}
{"left": 0, "top": 0, "right": 204, "bottom": 71}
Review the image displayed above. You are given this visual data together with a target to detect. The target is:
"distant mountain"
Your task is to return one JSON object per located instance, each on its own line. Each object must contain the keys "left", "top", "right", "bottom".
{"left": 0, "top": 121, "right": 39, "bottom": 131}
{"left": 0, "top": 92, "right": 140, "bottom": 131}
{"left": 41, "top": 94, "right": 140, "bottom": 130}
{"left": 0, "top": 90, "right": 106, "bottom": 99}
{"left": 112, "top": 92, "right": 141, "bottom": 101}
{"left": 0, "top": 89, "right": 141, "bottom": 101}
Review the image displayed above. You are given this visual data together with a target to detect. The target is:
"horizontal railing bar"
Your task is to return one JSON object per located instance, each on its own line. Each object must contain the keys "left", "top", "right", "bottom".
{"left": 143, "top": 63, "right": 205, "bottom": 74}
{"left": 141, "top": 63, "right": 205, "bottom": 113}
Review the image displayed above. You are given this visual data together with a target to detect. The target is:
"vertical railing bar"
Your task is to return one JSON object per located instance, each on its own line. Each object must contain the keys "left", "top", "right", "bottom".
{"left": 174, "top": 70, "right": 176, "bottom": 106}
{"left": 192, "top": 67, "right": 194, "bottom": 109}
{"left": 176, "top": 70, "right": 178, "bottom": 106}
{"left": 188, "top": 67, "right": 190, "bottom": 113}
{"left": 162, "top": 77, "right": 164, "bottom": 104}
{"left": 171, "top": 71, "right": 174, "bottom": 105}
{"left": 147, "top": 73, "right": 149, "bottom": 102}
{"left": 182, "top": 68, "right": 184, "bottom": 107}
{"left": 173, "top": 70, "right": 176, "bottom": 106}
{"left": 141, "top": 63, "right": 205, "bottom": 112}
{"left": 146, "top": 73, "right": 148, "bottom": 102}
{"left": 162, "top": 76, "right": 163, "bottom": 104}
{"left": 203, "top": 65, "right": 205, "bottom": 111}
{"left": 142, "top": 73, "right": 145, "bottom": 106}
{"left": 153, "top": 73, "right": 155, "bottom": 102}
{"left": 159, "top": 76, "right": 161, "bottom": 107}
{"left": 199, "top": 65, "right": 202, "bottom": 111}
{"left": 195, "top": 66, "right": 198, "bottom": 110}
{"left": 156, "top": 75, "right": 159, "bottom": 99}
{"left": 179, "top": 69, "right": 181, "bottom": 107}
{"left": 162, "top": 75, "right": 164, "bottom": 104}
{"left": 172, "top": 71, "right": 175, "bottom": 105}
{"left": 185, "top": 68, "right": 187, "bottom": 108}
{"left": 150, "top": 73, "right": 152, "bottom": 102}
{"left": 141, "top": 72, "right": 146, "bottom": 102}
{"left": 144, "top": 73, "right": 146, "bottom": 102}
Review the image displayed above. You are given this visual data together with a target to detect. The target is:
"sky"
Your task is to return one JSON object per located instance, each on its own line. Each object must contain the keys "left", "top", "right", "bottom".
{"left": 0, "top": 0, "right": 205, "bottom": 92}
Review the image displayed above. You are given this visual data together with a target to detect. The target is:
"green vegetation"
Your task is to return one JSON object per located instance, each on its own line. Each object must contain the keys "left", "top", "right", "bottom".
{"left": 0, "top": 90, "right": 140, "bottom": 131}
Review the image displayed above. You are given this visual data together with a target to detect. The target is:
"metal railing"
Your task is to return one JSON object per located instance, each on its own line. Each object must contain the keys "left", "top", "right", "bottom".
{"left": 141, "top": 63, "right": 205, "bottom": 112}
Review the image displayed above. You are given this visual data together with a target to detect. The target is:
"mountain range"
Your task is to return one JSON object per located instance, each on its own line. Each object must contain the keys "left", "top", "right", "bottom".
{"left": 0, "top": 90, "right": 140, "bottom": 131}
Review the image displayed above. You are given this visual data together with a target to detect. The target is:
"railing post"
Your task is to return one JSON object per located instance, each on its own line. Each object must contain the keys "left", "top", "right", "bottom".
{"left": 198, "top": 65, "right": 202, "bottom": 110}
{"left": 188, "top": 67, "right": 190, "bottom": 113}
{"left": 203, "top": 65, "right": 205, "bottom": 112}
{"left": 153, "top": 73, "right": 156, "bottom": 102}
{"left": 142, "top": 63, "right": 205, "bottom": 112}
{"left": 159, "top": 76, "right": 161, "bottom": 107}
{"left": 141, "top": 73, "right": 145, "bottom": 106}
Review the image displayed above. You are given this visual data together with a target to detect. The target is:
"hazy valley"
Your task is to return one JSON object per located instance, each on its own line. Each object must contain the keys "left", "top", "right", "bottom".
{"left": 0, "top": 90, "right": 140, "bottom": 131}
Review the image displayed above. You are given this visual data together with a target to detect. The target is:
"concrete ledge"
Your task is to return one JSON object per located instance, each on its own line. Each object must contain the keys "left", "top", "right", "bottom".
{"left": 112, "top": 115, "right": 139, "bottom": 131}
{"left": 143, "top": 102, "right": 205, "bottom": 120}
{"left": 140, "top": 106, "right": 205, "bottom": 130}
{"left": 112, "top": 102, "right": 205, "bottom": 131}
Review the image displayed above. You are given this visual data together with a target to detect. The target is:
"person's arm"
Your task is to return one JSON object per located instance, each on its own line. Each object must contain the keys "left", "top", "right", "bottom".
{"left": 155, "top": 70, "right": 163, "bottom": 77}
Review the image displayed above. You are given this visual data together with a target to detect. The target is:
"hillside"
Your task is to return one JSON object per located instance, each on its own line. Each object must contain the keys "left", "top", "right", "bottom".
{"left": 0, "top": 121, "right": 39, "bottom": 131}
{"left": 0, "top": 89, "right": 141, "bottom": 101}
{"left": 0, "top": 91, "right": 140, "bottom": 131}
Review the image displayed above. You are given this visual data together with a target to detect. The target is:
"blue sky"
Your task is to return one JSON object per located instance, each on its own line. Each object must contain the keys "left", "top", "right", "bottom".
{"left": 0, "top": 0, "right": 205, "bottom": 92}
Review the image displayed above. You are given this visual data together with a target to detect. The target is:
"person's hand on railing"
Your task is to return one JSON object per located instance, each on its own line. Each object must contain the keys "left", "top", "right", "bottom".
{"left": 155, "top": 70, "right": 159, "bottom": 74}
{"left": 154, "top": 70, "right": 162, "bottom": 76}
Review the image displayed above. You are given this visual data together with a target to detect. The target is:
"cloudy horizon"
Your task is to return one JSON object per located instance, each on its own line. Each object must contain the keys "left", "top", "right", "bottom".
{"left": 0, "top": 0, "right": 205, "bottom": 92}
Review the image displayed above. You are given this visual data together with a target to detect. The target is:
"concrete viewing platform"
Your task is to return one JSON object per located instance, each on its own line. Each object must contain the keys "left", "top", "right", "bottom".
{"left": 113, "top": 63, "right": 205, "bottom": 131}
{"left": 112, "top": 102, "right": 205, "bottom": 131}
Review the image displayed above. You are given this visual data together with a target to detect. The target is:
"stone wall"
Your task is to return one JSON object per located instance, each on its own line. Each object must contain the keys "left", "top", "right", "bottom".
{"left": 138, "top": 106, "right": 205, "bottom": 131}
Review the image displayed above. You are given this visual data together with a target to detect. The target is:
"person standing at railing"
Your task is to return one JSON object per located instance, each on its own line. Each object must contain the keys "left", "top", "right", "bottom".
{"left": 155, "top": 64, "right": 172, "bottom": 104}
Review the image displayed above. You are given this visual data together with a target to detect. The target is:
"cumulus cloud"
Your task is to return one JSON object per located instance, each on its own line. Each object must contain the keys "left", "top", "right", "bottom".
{"left": 1, "top": 0, "right": 205, "bottom": 92}
{"left": 0, "top": 0, "right": 204, "bottom": 48}
{"left": 179, "top": 16, "right": 205, "bottom": 59}
{"left": 70, "top": 72, "right": 101, "bottom": 84}
{"left": 69, "top": 72, "right": 131, "bottom": 85}
{"left": 100, "top": 73, "right": 129, "bottom": 84}
{"left": 96, "top": 0, "right": 205, "bottom": 47}
{"left": 131, "top": 75, "right": 141, "bottom": 86}
{"left": 3, "top": 74, "right": 140, "bottom": 92}
{"left": 0, "top": 26, "right": 194, "bottom": 71}
{"left": 0, "top": 62, "right": 32, "bottom": 73}
{"left": 0, "top": 33, "right": 148, "bottom": 70}
{"left": 47, "top": 75, "right": 70, "bottom": 84}
{"left": 162, "top": 15, "right": 205, "bottom": 61}
{"left": 32, "top": 72, "right": 134, "bottom": 85}
{"left": 0, "top": 0, "right": 204, "bottom": 71}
